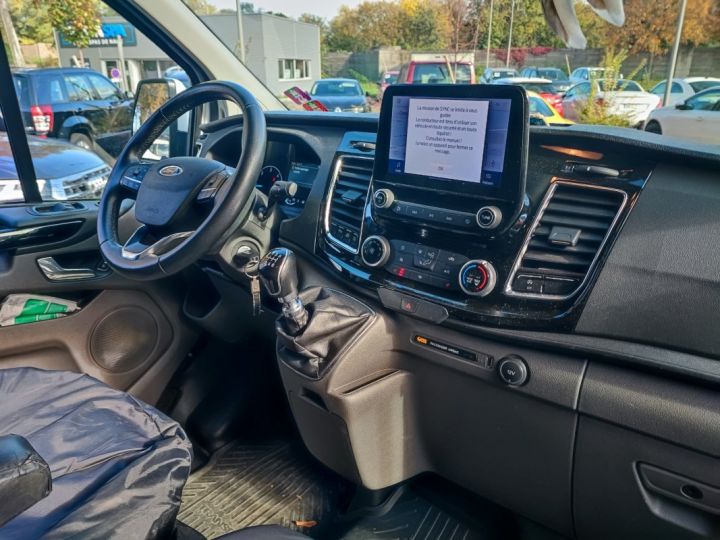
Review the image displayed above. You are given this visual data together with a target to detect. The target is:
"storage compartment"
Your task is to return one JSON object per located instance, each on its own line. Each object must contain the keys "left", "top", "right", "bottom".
{"left": 575, "top": 363, "right": 720, "bottom": 540}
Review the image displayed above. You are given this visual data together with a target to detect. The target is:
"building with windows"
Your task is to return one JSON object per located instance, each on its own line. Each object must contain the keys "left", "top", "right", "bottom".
{"left": 57, "top": 13, "right": 321, "bottom": 96}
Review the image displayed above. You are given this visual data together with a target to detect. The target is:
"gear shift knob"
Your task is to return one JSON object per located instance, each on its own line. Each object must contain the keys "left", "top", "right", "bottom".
{"left": 258, "top": 248, "right": 308, "bottom": 335}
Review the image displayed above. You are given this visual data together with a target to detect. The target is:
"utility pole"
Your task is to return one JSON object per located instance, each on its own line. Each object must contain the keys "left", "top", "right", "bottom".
{"left": 236, "top": 0, "right": 246, "bottom": 63}
{"left": 663, "top": 0, "right": 687, "bottom": 107}
{"left": 505, "top": 0, "right": 516, "bottom": 68}
{"left": 0, "top": 0, "right": 24, "bottom": 67}
{"left": 116, "top": 35, "right": 128, "bottom": 94}
{"left": 485, "top": 0, "right": 494, "bottom": 69}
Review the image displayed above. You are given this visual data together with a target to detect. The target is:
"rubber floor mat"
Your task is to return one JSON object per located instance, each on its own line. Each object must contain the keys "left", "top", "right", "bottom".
{"left": 178, "top": 443, "right": 344, "bottom": 539}
{"left": 339, "top": 491, "right": 486, "bottom": 540}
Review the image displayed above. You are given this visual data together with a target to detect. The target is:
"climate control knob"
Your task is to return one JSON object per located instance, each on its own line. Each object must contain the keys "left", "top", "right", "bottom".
{"left": 361, "top": 235, "right": 391, "bottom": 268}
{"left": 458, "top": 259, "right": 497, "bottom": 297}
{"left": 476, "top": 206, "right": 502, "bottom": 230}
{"left": 373, "top": 189, "right": 395, "bottom": 209}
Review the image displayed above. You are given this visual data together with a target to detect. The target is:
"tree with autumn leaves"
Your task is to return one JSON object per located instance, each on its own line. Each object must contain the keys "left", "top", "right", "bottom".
{"left": 47, "top": 0, "right": 101, "bottom": 66}
{"left": 323, "top": 0, "right": 720, "bottom": 54}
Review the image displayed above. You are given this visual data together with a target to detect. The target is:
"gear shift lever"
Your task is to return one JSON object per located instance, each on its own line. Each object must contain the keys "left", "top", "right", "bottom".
{"left": 258, "top": 248, "right": 309, "bottom": 335}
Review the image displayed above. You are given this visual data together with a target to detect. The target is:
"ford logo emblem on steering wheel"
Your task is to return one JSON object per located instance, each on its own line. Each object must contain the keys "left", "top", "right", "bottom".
{"left": 159, "top": 165, "right": 183, "bottom": 177}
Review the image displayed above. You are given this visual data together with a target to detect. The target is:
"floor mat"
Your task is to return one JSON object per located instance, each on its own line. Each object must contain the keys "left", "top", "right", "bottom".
{"left": 338, "top": 490, "right": 487, "bottom": 540}
{"left": 178, "top": 442, "right": 344, "bottom": 539}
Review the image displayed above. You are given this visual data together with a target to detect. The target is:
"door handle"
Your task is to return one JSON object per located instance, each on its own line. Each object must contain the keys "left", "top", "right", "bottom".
{"left": 37, "top": 257, "right": 103, "bottom": 282}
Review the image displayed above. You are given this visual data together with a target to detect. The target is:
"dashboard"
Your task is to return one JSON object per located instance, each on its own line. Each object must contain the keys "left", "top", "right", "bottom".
{"left": 194, "top": 102, "right": 720, "bottom": 540}
{"left": 196, "top": 102, "right": 720, "bottom": 373}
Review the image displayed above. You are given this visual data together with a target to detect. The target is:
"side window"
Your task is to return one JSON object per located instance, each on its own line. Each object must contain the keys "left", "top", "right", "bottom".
{"left": 686, "top": 91, "right": 720, "bottom": 111}
{"left": 671, "top": 82, "right": 683, "bottom": 93}
{"left": 565, "top": 86, "right": 576, "bottom": 98}
{"left": 35, "top": 74, "right": 68, "bottom": 104}
{"left": 64, "top": 74, "right": 95, "bottom": 102}
{"left": 577, "top": 83, "right": 591, "bottom": 96}
{"left": 88, "top": 74, "right": 122, "bottom": 101}
{"left": 652, "top": 82, "right": 666, "bottom": 96}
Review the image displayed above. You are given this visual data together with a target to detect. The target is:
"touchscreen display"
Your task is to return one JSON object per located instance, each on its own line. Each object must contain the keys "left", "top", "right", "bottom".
{"left": 387, "top": 96, "right": 511, "bottom": 188}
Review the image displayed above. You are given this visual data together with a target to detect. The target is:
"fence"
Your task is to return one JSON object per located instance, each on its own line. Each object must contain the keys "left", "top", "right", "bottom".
{"left": 324, "top": 46, "right": 720, "bottom": 81}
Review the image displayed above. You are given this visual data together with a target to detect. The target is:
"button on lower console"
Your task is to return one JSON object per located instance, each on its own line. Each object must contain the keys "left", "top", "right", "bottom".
{"left": 458, "top": 260, "right": 497, "bottom": 297}
{"left": 513, "top": 274, "right": 543, "bottom": 294}
{"left": 498, "top": 355, "right": 529, "bottom": 386}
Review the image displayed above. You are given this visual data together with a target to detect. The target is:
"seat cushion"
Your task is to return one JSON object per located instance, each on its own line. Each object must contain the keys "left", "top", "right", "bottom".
{"left": 216, "top": 525, "right": 307, "bottom": 539}
{"left": 0, "top": 368, "right": 192, "bottom": 539}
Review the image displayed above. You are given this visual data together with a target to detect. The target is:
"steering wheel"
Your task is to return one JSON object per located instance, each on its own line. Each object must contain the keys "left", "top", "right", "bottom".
{"left": 98, "top": 81, "right": 266, "bottom": 280}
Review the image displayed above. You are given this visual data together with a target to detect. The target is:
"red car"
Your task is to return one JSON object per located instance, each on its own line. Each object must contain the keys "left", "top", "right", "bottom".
{"left": 377, "top": 70, "right": 399, "bottom": 100}
{"left": 397, "top": 54, "right": 476, "bottom": 85}
{"left": 495, "top": 77, "right": 566, "bottom": 116}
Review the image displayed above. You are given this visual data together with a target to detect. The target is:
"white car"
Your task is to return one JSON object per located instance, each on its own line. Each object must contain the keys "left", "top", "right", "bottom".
{"left": 649, "top": 77, "right": 720, "bottom": 107}
{"left": 562, "top": 79, "right": 660, "bottom": 127}
{"left": 644, "top": 87, "right": 720, "bottom": 145}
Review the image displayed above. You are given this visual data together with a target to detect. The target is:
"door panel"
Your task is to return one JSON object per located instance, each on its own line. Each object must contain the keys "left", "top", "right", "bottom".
{"left": 0, "top": 204, "right": 197, "bottom": 405}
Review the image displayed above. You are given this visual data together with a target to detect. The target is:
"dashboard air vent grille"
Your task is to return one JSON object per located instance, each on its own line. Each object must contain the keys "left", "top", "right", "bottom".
{"left": 506, "top": 182, "right": 627, "bottom": 299}
{"left": 325, "top": 155, "right": 373, "bottom": 253}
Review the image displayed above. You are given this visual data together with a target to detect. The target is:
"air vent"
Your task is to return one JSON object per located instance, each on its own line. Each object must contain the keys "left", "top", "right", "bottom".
{"left": 506, "top": 182, "right": 627, "bottom": 299}
{"left": 324, "top": 155, "right": 373, "bottom": 253}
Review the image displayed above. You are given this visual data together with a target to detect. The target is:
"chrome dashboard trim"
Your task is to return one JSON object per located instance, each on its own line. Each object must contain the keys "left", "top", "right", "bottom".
{"left": 503, "top": 179, "right": 629, "bottom": 301}
{"left": 323, "top": 154, "right": 374, "bottom": 255}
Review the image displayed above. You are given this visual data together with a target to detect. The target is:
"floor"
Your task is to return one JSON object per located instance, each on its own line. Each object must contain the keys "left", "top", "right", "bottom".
{"left": 178, "top": 442, "right": 347, "bottom": 539}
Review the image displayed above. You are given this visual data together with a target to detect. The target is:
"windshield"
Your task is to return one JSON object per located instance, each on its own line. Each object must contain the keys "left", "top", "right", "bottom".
{"left": 383, "top": 73, "right": 399, "bottom": 84}
{"left": 690, "top": 80, "right": 720, "bottom": 93}
{"left": 176, "top": 1, "right": 717, "bottom": 141}
{"left": 311, "top": 81, "right": 362, "bottom": 96}
{"left": 529, "top": 96, "right": 554, "bottom": 117}
{"left": 491, "top": 70, "right": 517, "bottom": 79}
{"left": 413, "top": 64, "right": 472, "bottom": 84}
{"left": 538, "top": 69, "right": 567, "bottom": 81}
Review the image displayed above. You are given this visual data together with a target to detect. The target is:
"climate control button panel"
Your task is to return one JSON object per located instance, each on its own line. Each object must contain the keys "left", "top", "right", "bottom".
{"left": 385, "top": 240, "right": 469, "bottom": 291}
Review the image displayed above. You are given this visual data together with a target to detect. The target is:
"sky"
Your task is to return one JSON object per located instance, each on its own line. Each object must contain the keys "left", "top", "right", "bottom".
{"left": 211, "top": 0, "right": 363, "bottom": 20}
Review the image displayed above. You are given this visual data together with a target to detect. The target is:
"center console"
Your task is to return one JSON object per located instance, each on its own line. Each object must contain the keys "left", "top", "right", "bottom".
{"left": 319, "top": 84, "right": 640, "bottom": 329}
{"left": 365, "top": 84, "right": 529, "bottom": 298}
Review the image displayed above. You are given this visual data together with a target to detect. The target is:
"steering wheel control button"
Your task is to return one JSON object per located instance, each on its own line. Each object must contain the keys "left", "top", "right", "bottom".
{"left": 459, "top": 260, "right": 497, "bottom": 297}
{"left": 373, "top": 189, "right": 395, "bottom": 209}
{"left": 120, "top": 164, "right": 150, "bottom": 191}
{"left": 476, "top": 206, "right": 503, "bottom": 229}
{"left": 361, "top": 235, "right": 391, "bottom": 268}
{"left": 498, "top": 356, "right": 529, "bottom": 386}
{"left": 197, "top": 172, "right": 228, "bottom": 202}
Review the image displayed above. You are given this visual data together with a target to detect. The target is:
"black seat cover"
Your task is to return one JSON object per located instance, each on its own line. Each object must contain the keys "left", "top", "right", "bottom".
{"left": 0, "top": 368, "right": 192, "bottom": 539}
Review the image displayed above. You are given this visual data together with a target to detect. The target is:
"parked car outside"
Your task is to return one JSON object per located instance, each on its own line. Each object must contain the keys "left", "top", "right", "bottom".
{"left": 494, "top": 77, "right": 566, "bottom": 116}
{"left": 377, "top": 70, "right": 399, "bottom": 100}
{"left": 480, "top": 67, "right": 518, "bottom": 83}
{"left": 562, "top": 79, "right": 660, "bottom": 126}
{"left": 527, "top": 91, "right": 574, "bottom": 126}
{"left": 398, "top": 53, "right": 476, "bottom": 85}
{"left": 309, "top": 79, "right": 370, "bottom": 113}
{"left": 644, "top": 87, "right": 720, "bottom": 145}
{"left": 519, "top": 67, "right": 572, "bottom": 92}
{"left": 164, "top": 66, "right": 192, "bottom": 88}
{"left": 12, "top": 67, "right": 133, "bottom": 161}
{"left": 0, "top": 129, "right": 110, "bottom": 203}
{"left": 649, "top": 77, "right": 720, "bottom": 107}
{"left": 569, "top": 67, "right": 609, "bottom": 84}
